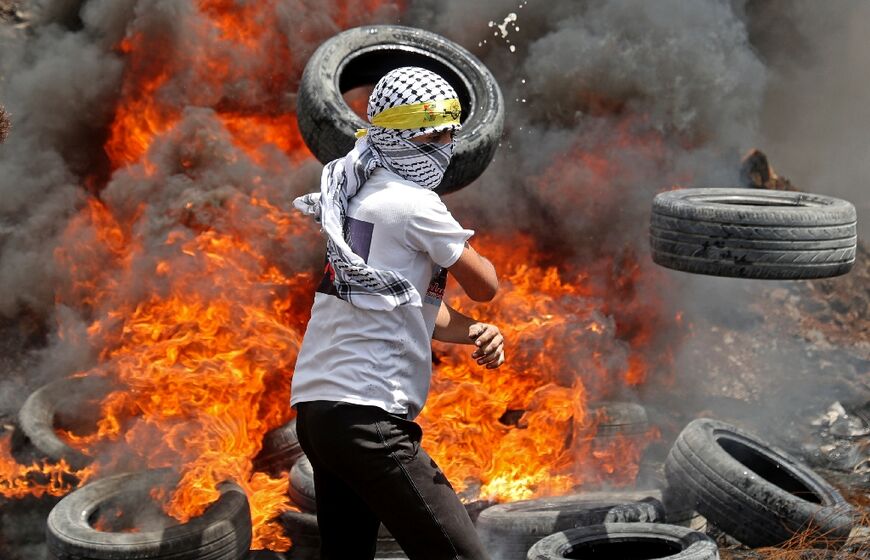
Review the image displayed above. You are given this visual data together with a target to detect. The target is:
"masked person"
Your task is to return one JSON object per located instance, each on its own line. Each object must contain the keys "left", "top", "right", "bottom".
{"left": 291, "top": 66, "right": 504, "bottom": 560}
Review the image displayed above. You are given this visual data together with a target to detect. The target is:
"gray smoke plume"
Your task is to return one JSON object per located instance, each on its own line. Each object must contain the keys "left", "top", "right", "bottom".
{"left": 0, "top": 0, "right": 867, "bottom": 556}
{"left": 743, "top": 0, "right": 870, "bottom": 239}
{"left": 411, "top": 0, "right": 766, "bottom": 253}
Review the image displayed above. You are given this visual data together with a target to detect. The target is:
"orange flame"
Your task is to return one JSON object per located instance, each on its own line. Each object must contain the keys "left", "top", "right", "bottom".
{"left": 0, "top": 0, "right": 686, "bottom": 553}
{"left": 420, "top": 234, "right": 673, "bottom": 502}
{"left": 0, "top": 434, "right": 97, "bottom": 499}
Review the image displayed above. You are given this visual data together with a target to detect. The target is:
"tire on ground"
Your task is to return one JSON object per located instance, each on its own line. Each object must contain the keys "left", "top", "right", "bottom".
{"left": 588, "top": 401, "right": 649, "bottom": 437}
{"left": 288, "top": 454, "right": 317, "bottom": 513}
{"left": 279, "top": 510, "right": 320, "bottom": 557}
{"left": 253, "top": 418, "right": 303, "bottom": 476}
{"left": 476, "top": 490, "right": 667, "bottom": 560}
{"left": 296, "top": 24, "right": 504, "bottom": 195}
{"left": 46, "top": 469, "right": 252, "bottom": 560}
{"left": 18, "top": 375, "right": 113, "bottom": 469}
{"left": 664, "top": 418, "right": 855, "bottom": 548}
{"left": 527, "top": 522, "right": 719, "bottom": 560}
{"left": 649, "top": 188, "right": 857, "bottom": 279}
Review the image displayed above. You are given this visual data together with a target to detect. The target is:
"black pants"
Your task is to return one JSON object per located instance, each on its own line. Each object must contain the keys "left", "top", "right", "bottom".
{"left": 295, "top": 400, "right": 490, "bottom": 560}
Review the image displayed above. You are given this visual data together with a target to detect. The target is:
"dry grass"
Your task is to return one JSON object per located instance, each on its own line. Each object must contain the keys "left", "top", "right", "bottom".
{"left": 719, "top": 503, "right": 869, "bottom": 560}
{"left": 0, "top": 104, "right": 9, "bottom": 143}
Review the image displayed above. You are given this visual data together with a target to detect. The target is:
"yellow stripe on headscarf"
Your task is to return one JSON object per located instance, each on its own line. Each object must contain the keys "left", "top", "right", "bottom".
{"left": 355, "top": 98, "right": 461, "bottom": 138}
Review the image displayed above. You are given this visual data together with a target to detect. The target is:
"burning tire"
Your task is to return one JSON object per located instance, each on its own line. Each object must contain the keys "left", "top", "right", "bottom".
{"left": 476, "top": 490, "right": 667, "bottom": 560}
{"left": 46, "top": 469, "right": 252, "bottom": 560}
{"left": 253, "top": 418, "right": 303, "bottom": 476}
{"left": 526, "top": 523, "right": 719, "bottom": 560}
{"left": 664, "top": 418, "right": 855, "bottom": 548}
{"left": 649, "top": 188, "right": 857, "bottom": 279}
{"left": 18, "top": 375, "right": 112, "bottom": 469}
{"left": 296, "top": 24, "right": 504, "bottom": 194}
{"left": 278, "top": 510, "right": 320, "bottom": 557}
{"left": 588, "top": 401, "right": 649, "bottom": 436}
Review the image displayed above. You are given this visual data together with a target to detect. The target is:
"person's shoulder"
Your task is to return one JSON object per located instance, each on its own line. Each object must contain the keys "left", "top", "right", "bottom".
{"left": 367, "top": 169, "right": 442, "bottom": 206}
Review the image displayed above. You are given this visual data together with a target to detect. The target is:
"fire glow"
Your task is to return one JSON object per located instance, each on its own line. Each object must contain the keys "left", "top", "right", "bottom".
{"left": 0, "top": 1, "right": 682, "bottom": 552}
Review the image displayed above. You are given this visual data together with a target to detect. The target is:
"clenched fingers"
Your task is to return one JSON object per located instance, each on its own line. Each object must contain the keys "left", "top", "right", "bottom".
{"left": 470, "top": 323, "right": 505, "bottom": 368}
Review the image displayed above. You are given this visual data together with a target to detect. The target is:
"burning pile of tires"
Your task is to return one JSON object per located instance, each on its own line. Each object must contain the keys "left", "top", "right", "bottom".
{"left": 6, "top": 16, "right": 865, "bottom": 560}
{"left": 15, "top": 370, "right": 862, "bottom": 559}
{"left": 479, "top": 416, "right": 858, "bottom": 560}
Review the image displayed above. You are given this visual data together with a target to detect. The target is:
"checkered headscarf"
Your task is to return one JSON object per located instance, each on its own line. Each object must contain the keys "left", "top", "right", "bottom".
{"left": 293, "top": 67, "right": 461, "bottom": 310}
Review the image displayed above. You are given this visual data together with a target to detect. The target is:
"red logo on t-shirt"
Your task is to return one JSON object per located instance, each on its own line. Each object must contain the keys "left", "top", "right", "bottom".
{"left": 424, "top": 266, "right": 448, "bottom": 306}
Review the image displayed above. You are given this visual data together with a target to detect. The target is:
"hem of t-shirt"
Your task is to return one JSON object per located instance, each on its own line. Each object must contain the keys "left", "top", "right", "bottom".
{"left": 290, "top": 394, "right": 409, "bottom": 416}
{"left": 440, "top": 231, "right": 474, "bottom": 269}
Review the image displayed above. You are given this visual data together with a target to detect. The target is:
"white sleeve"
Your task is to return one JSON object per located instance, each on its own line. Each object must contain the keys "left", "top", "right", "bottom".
{"left": 405, "top": 195, "right": 474, "bottom": 268}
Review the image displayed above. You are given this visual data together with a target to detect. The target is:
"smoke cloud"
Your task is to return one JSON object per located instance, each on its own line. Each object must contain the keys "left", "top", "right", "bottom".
{"left": 743, "top": 0, "right": 870, "bottom": 239}
{"left": 0, "top": 0, "right": 866, "bottom": 553}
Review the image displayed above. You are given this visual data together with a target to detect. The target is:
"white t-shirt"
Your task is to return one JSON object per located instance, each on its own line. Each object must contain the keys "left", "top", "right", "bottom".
{"left": 290, "top": 168, "right": 474, "bottom": 419}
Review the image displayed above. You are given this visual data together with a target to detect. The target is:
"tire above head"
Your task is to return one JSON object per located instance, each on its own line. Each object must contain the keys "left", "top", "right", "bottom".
{"left": 476, "top": 490, "right": 667, "bottom": 560}
{"left": 526, "top": 523, "right": 719, "bottom": 560}
{"left": 18, "top": 375, "right": 113, "bottom": 469}
{"left": 664, "top": 418, "right": 855, "bottom": 549}
{"left": 46, "top": 469, "right": 252, "bottom": 560}
{"left": 296, "top": 25, "right": 504, "bottom": 195}
{"left": 649, "top": 188, "right": 857, "bottom": 279}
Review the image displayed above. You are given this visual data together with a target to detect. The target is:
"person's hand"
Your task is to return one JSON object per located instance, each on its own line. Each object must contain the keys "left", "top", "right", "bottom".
{"left": 468, "top": 323, "right": 505, "bottom": 368}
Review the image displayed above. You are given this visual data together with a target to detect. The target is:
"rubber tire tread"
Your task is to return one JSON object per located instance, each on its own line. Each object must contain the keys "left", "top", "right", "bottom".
{"left": 651, "top": 251, "right": 854, "bottom": 280}
{"left": 46, "top": 469, "right": 251, "bottom": 560}
{"left": 18, "top": 376, "right": 111, "bottom": 469}
{"left": 650, "top": 226, "right": 857, "bottom": 250}
{"left": 253, "top": 418, "right": 303, "bottom": 476}
{"left": 288, "top": 455, "right": 317, "bottom": 514}
{"left": 651, "top": 238, "right": 855, "bottom": 264}
{"left": 589, "top": 402, "right": 649, "bottom": 437}
{"left": 666, "top": 440, "right": 787, "bottom": 545}
{"left": 296, "top": 24, "right": 504, "bottom": 195}
{"left": 526, "top": 523, "right": 719, "bottom": 560}
{"left": 652, "top": 189, "right": 856, "bottom": 226}
{"left": 663, "top": 418, "right": 854, "bottom": 548}
{"left": 650, "top": 215, "right": 856, "bottom": 242}
{"left": 667, "top": 427, "right": 838, "bottom": 546}
{"left": 649, "top": 188, "right": 857, "bottom": 279}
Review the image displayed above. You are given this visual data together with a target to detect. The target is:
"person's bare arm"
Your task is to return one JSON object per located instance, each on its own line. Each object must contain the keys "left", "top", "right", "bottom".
{"left": 447, "top": 242, "right": 498, "bottom": 302}
{"left": 433, "top": 301, "right": 505, "bottom": 368}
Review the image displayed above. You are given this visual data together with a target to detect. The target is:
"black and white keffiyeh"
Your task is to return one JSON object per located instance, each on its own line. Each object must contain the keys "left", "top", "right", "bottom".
{"left": 293, "top": 66, "right": 461, "bottom": 311}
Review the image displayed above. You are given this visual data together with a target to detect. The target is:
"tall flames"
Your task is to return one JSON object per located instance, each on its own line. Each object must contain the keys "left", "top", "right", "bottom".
{"left": 0, "top": 0, "right": 682, "bottom": 553}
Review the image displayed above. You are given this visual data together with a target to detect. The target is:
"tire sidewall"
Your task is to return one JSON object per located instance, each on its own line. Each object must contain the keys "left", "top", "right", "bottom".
{"left": 46, "top": 470, "right": 252, "bottom": 560}
{"left": 683, "top": 418, "right": 846, "bottom": 513}
{"left": 652, "top": 188, "right": 857, "bottom": 226}
{"left": 665, "top": 418, "right": 854, "bottom": 546}
{"left": 526, "top": 523, "right": 719, "bottom": 560}
{"left": 297, "top": 25, "right": 504, "bottom": 194}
